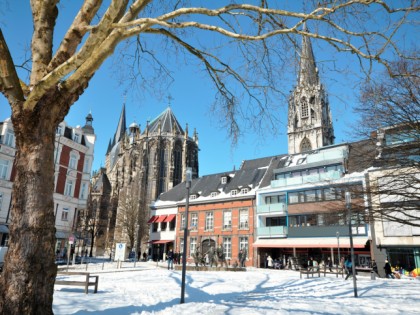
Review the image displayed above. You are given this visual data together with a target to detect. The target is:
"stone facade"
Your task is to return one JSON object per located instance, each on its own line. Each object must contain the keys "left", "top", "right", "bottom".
{"left": 92, "top": 106, "right": 199, "bottom": 257}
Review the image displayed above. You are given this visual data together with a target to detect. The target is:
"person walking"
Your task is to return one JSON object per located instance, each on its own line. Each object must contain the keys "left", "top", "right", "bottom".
{"left": 267, "top": 255, "right": 273, "bottom": 268}
{"left": 371, "top": 259, "right": 380, "bottom": 277}
{"left": 307, "top": 257, "right": 314, "bottom": 271}
{"left": 167, "top": 249, "right": 174, "bottom": 270}
{"left": 384, "top": 260, "right": 394, "bottom": 279}
{"left": 344, "top": 256, "right": 356, "bottom": 280}
{"left": 327, "top": 257, "right": 333, "bottom": 272}
{"left": 240, "top": 249, "right": 247, "bottom": 268}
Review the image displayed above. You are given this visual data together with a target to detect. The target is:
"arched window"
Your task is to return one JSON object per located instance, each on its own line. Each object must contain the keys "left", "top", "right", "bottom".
{"left": 301, "top": 97, "right": 308, "bottom": 118}
{"left": 300, "top": 138, "right": 312, "bottom": 152}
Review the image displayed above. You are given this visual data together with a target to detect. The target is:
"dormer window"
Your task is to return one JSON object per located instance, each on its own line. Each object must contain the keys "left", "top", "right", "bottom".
{"left": 56, "top": 126, "right": 63, "bottom": 135}
{"left": 73, "top": 133, "right": 80, "bottom": 143}
{"left": 221, "top": 176, "right": 227, "bottom": 184}
{"left": 241, "top": 188, "right": 249, "bottom": 194}
{"left": 210, "top": 192, "right": 219, "bottom": 197}
{"left": 190, "top": 194, "right": 197, "bottom": 200}
{"left": 231, "top": 190, "right": 238, "bottom": 196}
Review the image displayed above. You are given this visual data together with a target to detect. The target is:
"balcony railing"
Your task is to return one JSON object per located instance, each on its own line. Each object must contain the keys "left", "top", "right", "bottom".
{"left": 256, "top": 202, "right": 287, "bottom": 214}
{"left": 257, "top": 226, "right": 288, "bottom": 237}
{"left": 271, "top": 170, "right": 342, "bottom": 188}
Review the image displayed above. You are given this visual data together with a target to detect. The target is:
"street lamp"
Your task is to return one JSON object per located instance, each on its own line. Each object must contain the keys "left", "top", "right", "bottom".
{"left": 180, "top": 167, "right": 192, "bottom": 304}
{"left": 336, "top": 231, "right": 340, "bottom": 267}
{"left": 346, "top": 191, "right": 358, "bottom": 298}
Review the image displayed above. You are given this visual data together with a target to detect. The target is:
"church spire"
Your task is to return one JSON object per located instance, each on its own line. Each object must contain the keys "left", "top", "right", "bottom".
{"left": 298, "top": 25, "right": 319, "bottom": 86}
{"left": 113, "top": 103, "right": 127, "bottom": 145}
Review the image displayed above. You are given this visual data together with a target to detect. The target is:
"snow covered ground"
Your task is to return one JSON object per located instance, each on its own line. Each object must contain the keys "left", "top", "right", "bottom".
{"left": 53, "top": 260, "right": 420, "bottom": 315}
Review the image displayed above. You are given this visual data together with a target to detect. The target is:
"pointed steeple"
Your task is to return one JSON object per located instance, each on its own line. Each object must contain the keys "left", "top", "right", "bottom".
{"left": 298, "top": 24, "right": 319, "bottom": 86}
{"left": 146, "top": 107, "right": 184, "bottom": 135}
{"left": 113, "top": 104, "right": 127, "bottom": 145}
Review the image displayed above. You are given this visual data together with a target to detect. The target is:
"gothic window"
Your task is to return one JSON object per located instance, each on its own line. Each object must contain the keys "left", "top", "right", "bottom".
{"left": 173, "top": 143, "right": 182, "bottom": 186}
{"left": 301, "top": 97, "right": 309, "bottom": 118}
{"left": 158, "top": 146, "right": 169, "bottom": 195}
{"left": 300, "top": 138, "right": 312, "bottom": 152}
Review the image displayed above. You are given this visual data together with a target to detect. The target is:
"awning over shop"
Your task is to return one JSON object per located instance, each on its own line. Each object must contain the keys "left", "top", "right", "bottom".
{"left": 163, "top": 214, "right": 176, "bottom": 223}
{"left": 155, "top": 215, "right": 167, "bottom": 223}
{"left": 253, "top": 237, "right": 369, "bottom": 249}
{"left": 0, "top": 225, "right": 9, "bottom": 234}
{"left": 55, "top": 231, "right": 69, "bottom": 239}
{"left": 152, "top": 240, "right": 173, "bottom": 244}
{"left": 147, "top": 215, "right": 158, "bottom": 224}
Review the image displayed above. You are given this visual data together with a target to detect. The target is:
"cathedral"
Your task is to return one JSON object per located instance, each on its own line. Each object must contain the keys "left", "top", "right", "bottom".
{"left": 287, "top": 28, "right": 335, "bottom": 154}
{"left": 89, "top": 106, "right": 199, "bottom": 256}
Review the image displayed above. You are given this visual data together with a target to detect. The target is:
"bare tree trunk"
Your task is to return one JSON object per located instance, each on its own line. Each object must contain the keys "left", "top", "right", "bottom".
{"left": 0, "top": 111, "right": 57, "bottom": 314}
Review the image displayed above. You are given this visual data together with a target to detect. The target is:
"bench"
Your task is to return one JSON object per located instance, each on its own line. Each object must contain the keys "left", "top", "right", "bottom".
{"left": 323, "top": 266, "right": 345, "bottom": 278}
{"left": 300, "top": 267, "right": 320, "bottom": 279}
{"left": 55, "top": 271, "right": 99, "bottom": 294}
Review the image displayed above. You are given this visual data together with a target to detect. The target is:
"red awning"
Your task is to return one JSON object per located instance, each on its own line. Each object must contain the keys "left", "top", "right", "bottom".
{"left": 153, "top": 240, "right": 173, "bottom": 244}
{"left": 163, "top": 214, "right": 176, "bottom": 223}
{"left": 155, "top": 215, "right": 167, "bottom": 223}
{"left": 147, "top": 216, "right": 158, "bottom": 224}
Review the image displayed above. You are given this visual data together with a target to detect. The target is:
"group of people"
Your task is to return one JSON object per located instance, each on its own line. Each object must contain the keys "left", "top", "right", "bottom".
{"left": 167, "top": 246, "right": 248, "bottom": 270}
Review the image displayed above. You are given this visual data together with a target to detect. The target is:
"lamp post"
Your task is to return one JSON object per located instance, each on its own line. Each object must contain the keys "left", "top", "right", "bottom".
{"left": 336, "top": 231, "right": 340, "bottom": 267}
{"left": 180, "top": 167, "right": 192, "bottom": 304}
{"left": 346, "top": 191, "right": 358, "bottom": 298}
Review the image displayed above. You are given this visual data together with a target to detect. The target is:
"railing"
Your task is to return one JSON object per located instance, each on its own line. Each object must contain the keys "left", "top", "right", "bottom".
{"left": 256, "top": 202, "right": 286, "bottom": 214}
{"left": 257, "top": 226, "right": 287, "bottom": 237}
{"left": 271, "top": 170, "right": 342, "bottom": 188}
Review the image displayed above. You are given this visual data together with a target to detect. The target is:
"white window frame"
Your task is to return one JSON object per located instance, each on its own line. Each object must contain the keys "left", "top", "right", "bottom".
{"left": 83, "top": 157, "right": 90, "bottom": 173}
{"left": 205, "top": 212, "right": 214, "bottom": 231}
{"left": 73, "top": 133, "right": 80, "bottom": 143}
{"left": 180, "top": 213, "right": 186, "bottom": 229}
{"left": 239, "top": 208, "right": 249, "bottom": 229}
{"left": 64, "top": 179, "right": 74, "bottom": 197}
{"left": 0, "top": 159, "right": 9, "bottom": 180}
{"left": 190, "top": 213, "right": 198, "bottom": 230}
{"left": 221, "top": 177, "right": 227, "bottom": 184}
{"left": 241, "top": 188, "right": 249, "bottom": 194}
{"left": 56, "top": 126, "right": 63, "bottom": 135}
{"left": 223, "top": 210, "right": 232, "bottom": 230}
{"left": 4, "top": 129, "right": 14, "bottom": 147}
{"left": 189, "top": 237, "right": 197, "bottom": 257}
{"left": 223, "top": 237, "right": 232, "bottom": 259}
{"left": 231, "top": 190, "right": 238, "bottom": 196}
{"left": 80, "top": 182, "right": 87, "bottom": 200}
{"left": 61, "top": 208, "right": 69, "bottom": 221}
{"left": 69, "top": 154, "right": 77, "bottom": 170}
{"left": 239, "top": 236, "right": 249, "bottom": 252}
{"left": 210, "top": 192, "right": 218, "bottom": 197}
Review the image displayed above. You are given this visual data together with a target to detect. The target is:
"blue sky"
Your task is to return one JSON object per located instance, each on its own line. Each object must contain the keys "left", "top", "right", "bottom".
{"left": 0, "top": 1, "right": 416, "bottom": 176}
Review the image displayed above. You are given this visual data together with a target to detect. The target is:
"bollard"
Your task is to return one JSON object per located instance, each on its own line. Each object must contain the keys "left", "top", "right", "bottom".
{"left": 371, "top": 271, "right": 376, "bottom": 280}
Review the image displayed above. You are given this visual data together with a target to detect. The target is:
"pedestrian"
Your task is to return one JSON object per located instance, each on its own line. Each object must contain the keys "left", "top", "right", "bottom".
{"left": 370, "top": 259, "right": 380, "bottom": 277}
{"left": 384, "top": 260, "right": 394, "bottom": 279}
{"left": 344, "top": 256, "right": 356, "bottom": 280}
{"left": 267, "top": 255, "right": 273, "bottom": 268}
{"left": 264, "top": 253, "right": 268, "bottom": 268}
{"left": 240, "top": 248, "right": 247, "bottom": 268}
{"left": 307, "top": 257, "right": 314, "bottom": 271}
{"left": 167, "top": 249, "right": 174, "bottom": 270}
{"left": 238, "top": 249, "right": 243, "bottom": 267}
{"left": 327, "top": 257, "right": 333, "bottom": 272}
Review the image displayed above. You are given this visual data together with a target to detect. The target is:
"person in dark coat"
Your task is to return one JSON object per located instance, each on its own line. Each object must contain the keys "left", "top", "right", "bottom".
{"left": 327, "top": 257, "right": 333, "bottom": 272}
{"left": 370, "top": 259, "right": 380, "bottom": 277}
{"left": 167, "top": 249, "right": 174, "bottom": 270}
{"left": 384, "top": 260, "right": 394, "bottom": 279}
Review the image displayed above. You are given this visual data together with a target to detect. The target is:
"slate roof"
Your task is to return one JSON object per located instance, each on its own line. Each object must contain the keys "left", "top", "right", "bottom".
{"left": 146, "top": 107, "right": 184, "bottom": 135}
{"left": 156, "top": 155, "right": 278, "bottom": 203}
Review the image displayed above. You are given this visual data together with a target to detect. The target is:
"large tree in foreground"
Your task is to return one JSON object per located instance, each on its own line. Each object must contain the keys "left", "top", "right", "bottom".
{"left": 0, "top": 1, "right": 419, "bottom": 313}
{"left": 354, "top": 58, "right": 420, "bottom": 226}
